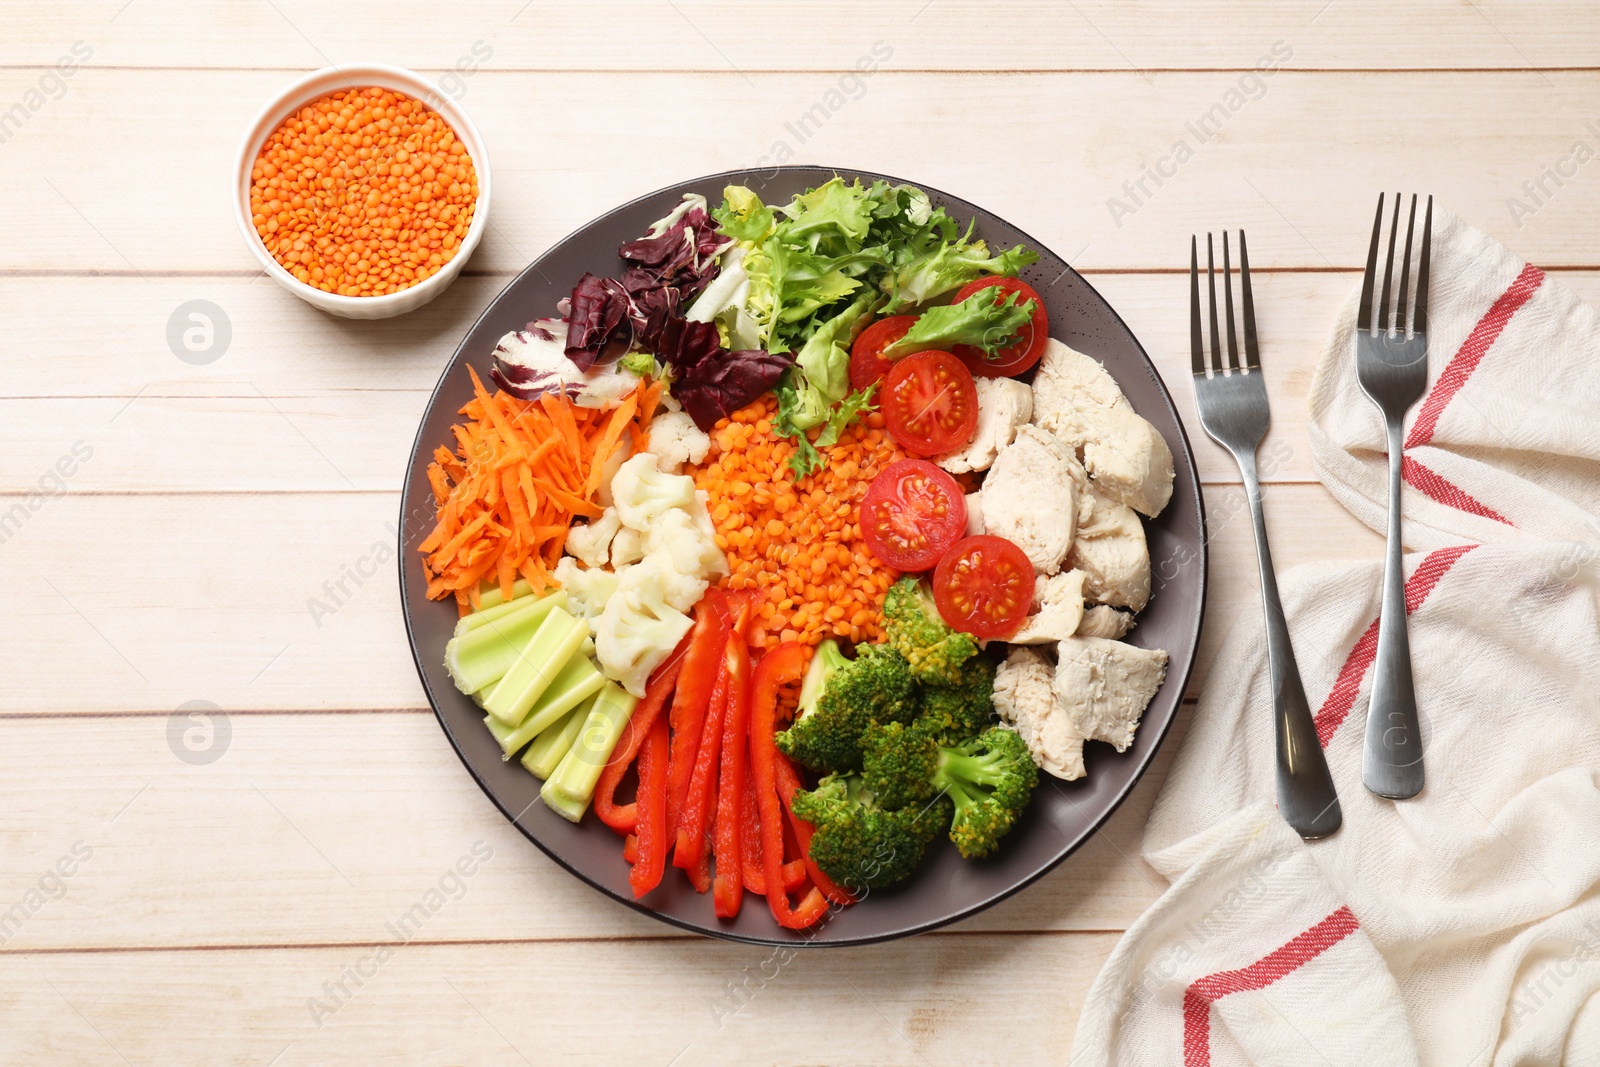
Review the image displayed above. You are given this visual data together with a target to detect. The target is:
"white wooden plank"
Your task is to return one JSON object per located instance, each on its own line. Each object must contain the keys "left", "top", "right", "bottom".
{"left": 0, "top": 711, "right": 1184, "bottom": 951}
{"left": 3, "top": 1, "right": 1596, "bottom": 71}
{"left": 8, "top": 270, "right": 1598, "bottom": 495}
{"left": 0, "top": 483, "right": 1377, "bottom": 714}
{"left": 4, "top": 69, "right": 1600, "bottom": 275}
{"left": 0, "top": 929, "right": 1115, "bottom": 1065}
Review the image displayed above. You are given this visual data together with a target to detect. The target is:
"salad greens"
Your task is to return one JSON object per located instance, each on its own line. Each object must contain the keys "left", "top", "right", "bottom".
{"left": 880, "top": 289, "right": 1037, "bottom": 361}
{"left": 709, "top": 177, "right": 1038, "bottom": 476}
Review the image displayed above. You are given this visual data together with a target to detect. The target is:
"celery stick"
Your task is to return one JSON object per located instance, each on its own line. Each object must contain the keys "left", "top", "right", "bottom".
{"left": 455, "top": 587, "right": 560, "bottom": 636}
{"left": 491, "top": 654, "right": 605, "bottom": 758}
{"left": 475, "top": 578, "right": 533, "bottom": 611}
{"left": 520, "top": 696, "right": 593, "bottom": 780}
{"left": 541, "top": 681, "right": 639, "bottom": 822}
{"left": 482, "top": 608, "right": 587, "bottom": 726}
{"left": 445, "top": 592, "right": 569, "bottom": 695}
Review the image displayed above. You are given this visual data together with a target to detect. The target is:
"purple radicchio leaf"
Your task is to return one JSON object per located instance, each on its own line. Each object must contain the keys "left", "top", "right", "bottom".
{"left": 673, "top": 348, "right": 796, "bottom": 432}
{"left": 564, "top": 272, "right": 633, "bottom": 370}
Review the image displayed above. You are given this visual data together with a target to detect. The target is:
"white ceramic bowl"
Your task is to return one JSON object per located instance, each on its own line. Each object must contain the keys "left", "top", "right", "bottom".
{"left": 233, "top": 64, "right": 491, "bottom": 320}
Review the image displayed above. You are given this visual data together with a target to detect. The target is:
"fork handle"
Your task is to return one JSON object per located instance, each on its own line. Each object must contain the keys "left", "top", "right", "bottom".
{"left": 1239, "top": 452, "right": 1342, "bottom": 839}
{"left": 1362, "top": 417, "right": 1424, "bottom": 799}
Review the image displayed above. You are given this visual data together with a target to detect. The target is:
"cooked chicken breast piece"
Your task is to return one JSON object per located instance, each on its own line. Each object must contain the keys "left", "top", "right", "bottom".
{"left": 979, "top": 425, "right": 1078, "bottom": 575}
{"left": 1068, "top": 481, "right": 1151, "bottom": 611}
{"left": 1009, "top": 569, "right": 1086, "bottom": 645}
{"left": 1053, "top": 636, "right": 1169, "bottom": 753}
{"left": 1076, "top": 605, "right": 1134, "bottom": 640}
{"left": 937, "top": 377, "right": 1033, "bottom": 475}
{"left": 1030, "top": 338, "right": 1174, "bottom": 517}
{"left": 993, "top": 646, "right": 1085, "bottom": 780}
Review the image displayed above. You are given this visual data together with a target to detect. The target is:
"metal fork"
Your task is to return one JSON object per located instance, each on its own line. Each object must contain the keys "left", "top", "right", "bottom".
{"left": 1355, "top": 193, "right": 1433, "bottom": 800}
{"left": 1190, "top": 232, "right": 1342, "bottom": 839}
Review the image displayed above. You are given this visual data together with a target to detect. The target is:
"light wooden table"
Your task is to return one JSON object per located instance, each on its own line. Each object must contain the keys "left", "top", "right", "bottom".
{"left": 3, "top": 3, "right": 1596, "bottom": 1062}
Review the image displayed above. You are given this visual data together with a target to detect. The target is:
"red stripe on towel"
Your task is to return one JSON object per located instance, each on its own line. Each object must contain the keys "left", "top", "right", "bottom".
{"left": 1405, "top": 262, "right": 1544, "bottom": 450}
{"left": 1311, "top": 545, "right": 1477, "bottom": 747}
{"left": 1400, "top": 455, "right": 1516, "bottom": 527}
{"left": 1182, "top": 905, "right": 1361, "bottom": 1067}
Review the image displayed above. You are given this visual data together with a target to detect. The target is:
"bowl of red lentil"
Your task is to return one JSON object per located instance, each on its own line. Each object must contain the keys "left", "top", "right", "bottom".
{"left": 233, "top": 65, "right": 490, "bottom": 319}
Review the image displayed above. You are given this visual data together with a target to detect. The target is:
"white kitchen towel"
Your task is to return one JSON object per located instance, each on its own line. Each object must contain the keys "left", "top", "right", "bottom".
{"left": 1072, "top": 213, "right": 1600, "bottom": 1067}
{"left": 1309, "top": 207, "right": 1600, "bottom": 548}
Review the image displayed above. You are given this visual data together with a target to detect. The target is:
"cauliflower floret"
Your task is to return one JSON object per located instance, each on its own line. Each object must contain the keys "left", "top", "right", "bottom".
{"left": 1077, "top": 605, "right": 1134, "bottom": 640}
{"left": 937, "top": 377, "right": 1033, "bottom": 475}
{"left": 553, "top": 556, "right": 620, "bottom": 629}
{"left": 610, "top": 527, "right": 646, "bottom": 568}
{"left": 647, "top": 505, "right": 727, "bottom": 581}
{"left": 564, "top": 507, "right": 622, "bottom": 569}
{"left": 610, "top": 452, "right": 695, "bottom": 530}
{"left": 993, "top": 646, "right": 1084, "bottom": 780}
{"left": 1010, "top": 569, "right": 1087, "bottom": 645}
{"left": 1031, "top": 338, "right": 1174, "bottom": 517}
{"left": 979, "top": 425, "right": 1079, "bottom": 575}
{"left": 1053, "top": 636, "right": 1168, "bottom": 753}
{"left": 684, "top": 492, "right": 730, "bottom": 578}
{"left": 646, "top": 411, "right": 712, "bottom": 473}
{"left": 593, "top": 558, "right": 695, "bottom": 697}
{"left": 1068, "top": 481, "right": 1151, "bottom": 611}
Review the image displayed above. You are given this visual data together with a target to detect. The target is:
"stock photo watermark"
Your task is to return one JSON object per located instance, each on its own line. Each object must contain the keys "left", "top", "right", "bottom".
{"left": 752, "top": 41, "right": 894, "bottom": 178}
{"left": 0, "top": 440, "right": 94, "bottom": 547}
{"left": 0, "top": 40, "right": 93, "bottom": 148}
{"left": 1153, "top": 439, "right": 1294, "bottom": 591}
{"left": 0, "top": 841, "right": 94, "bottom": 946}
{"left": 167, "top": 699, "right": 231, "bottom": 765}
{"left": 306, "top": 840, "right": 495, "bottom": 1028}
{"left": 1505, "top": 121, "right": 1600, "bottom": 228}
{"left": 306, "top": 522, "right": 399, "bottom": 628}
{"left": 1106, "top": 40, "right": 1293, "bottom": 229}
{"left": 167, "top": 299, "right": 231, "bottom": 365}
{"left": 421, "top": 40, "right": 494, "bottom": 108}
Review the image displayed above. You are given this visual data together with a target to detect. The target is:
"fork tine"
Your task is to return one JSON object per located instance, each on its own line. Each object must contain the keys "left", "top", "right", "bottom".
{"left": 1190, "top": 236, "right": 1205, "bottom": 375}
{"left": 1358, "top": 193, "right": 1383, "bottom": 333}
{"left": 1239, "top": 230, "right": 1261, "bottom": 369}
{"left": 1222, "top": 232, "right": 1240, "bottom": 371}
{"left": 1206, "top": 233, "right": 1224, "bottom": 374}
{"left": 1397, "top": 194, "right": 1417, "bottom": 334}
{"left": 1379, "top": 192, "right": 1401, "bottom": 334}
{"left": 1414, "top": 195, "right": 1433, "bottom": 337}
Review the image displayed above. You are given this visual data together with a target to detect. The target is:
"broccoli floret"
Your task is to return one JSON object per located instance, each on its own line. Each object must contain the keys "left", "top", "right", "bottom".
{"left": 934, "top": 728, "right": 1038, "bottom": 860}
{"left": 789, "top": 774, "right": 952, "bottom": 890}
{"left": 859, "top": 719, "right": 941, "bottom": 810}
{"left": 917, "top": 654, "right": 998, "bottom": 744}
{"left": 882, "top": 578, "right": 978, "bottom": 685}
{"left": 775, "top": 640, "right": 915, "bottom": 773}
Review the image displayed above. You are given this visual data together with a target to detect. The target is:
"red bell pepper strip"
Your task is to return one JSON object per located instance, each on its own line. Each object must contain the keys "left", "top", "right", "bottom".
{"left": 592, "top": 646, "right": 686, "bottom": 834}
{"left": 665, "top": 593, "right": 729, "bottom": 840}
{"left": 740, "top": 727, "right": 809, "bottom": 895}
{"left": 750, "top": 642, "right": 829, "bottom": 929}
{"left": 628, "top": 712, "right": 670, "bottom": 898}
{"left": 775, "top": 753, "right": 855, "bottom": 907}
{"left": 622, "top": 834, "right": 638, "bottom": 865}
{"left": 712, "top": 630, "right": 753, "bottom": 918}
{"left": 674, "top": 656, "right": 728, "bottom": 872}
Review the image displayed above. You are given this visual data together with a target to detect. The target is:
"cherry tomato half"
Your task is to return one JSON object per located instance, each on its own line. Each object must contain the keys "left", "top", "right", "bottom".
{"left": 859, "top": 459, "right": 967, "bottom": 572}
{"left": 849, "top": 315, "right": 917, "bottom": 394}
{"left": 880, "top": 350, "right": 979, "bottom": 457}
{"left": 932, "top": 535, "right": 1036, "bottom": 640}
{"left": 949, "top": 276, "right": 1049, "bottom": 379}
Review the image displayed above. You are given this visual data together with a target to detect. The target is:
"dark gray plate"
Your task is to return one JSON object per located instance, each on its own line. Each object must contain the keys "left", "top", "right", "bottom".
{"left": 398, "top": 167, "right": 1206, "bottom": 946}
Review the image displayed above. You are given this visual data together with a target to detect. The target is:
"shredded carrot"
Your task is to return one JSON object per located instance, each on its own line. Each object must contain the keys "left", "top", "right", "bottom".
{"left": 419, "top": 374, "right": 660, "bottom": 613}
{"left": 687, "top": 394, "right": 907, "bottom": 650}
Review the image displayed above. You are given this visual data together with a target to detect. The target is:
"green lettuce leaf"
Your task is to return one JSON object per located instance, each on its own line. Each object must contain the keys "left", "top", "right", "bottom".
{"left": 878, "top": 230, "right": 1039, "bottom": 313}
{"left": 880, "top": 290, "right": 1037, "bottom": 360}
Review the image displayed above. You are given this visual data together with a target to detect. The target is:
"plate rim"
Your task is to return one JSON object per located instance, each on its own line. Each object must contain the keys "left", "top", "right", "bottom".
{"left": 397, "top": 165, "right": 1209, "bottom": 946}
